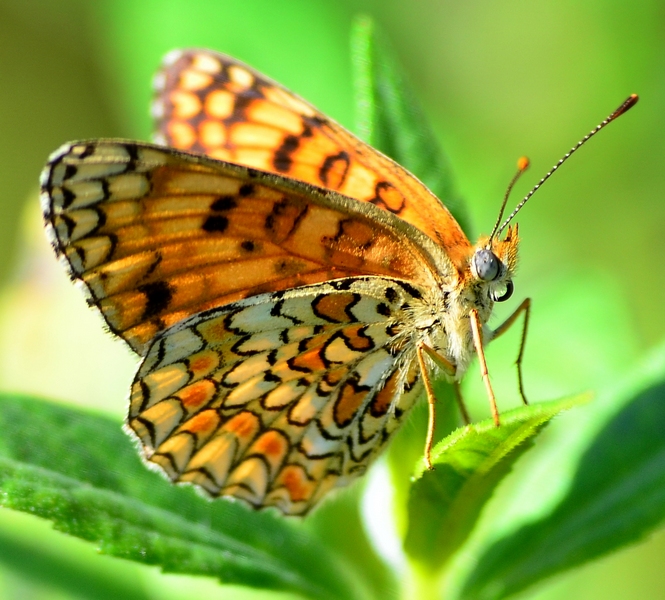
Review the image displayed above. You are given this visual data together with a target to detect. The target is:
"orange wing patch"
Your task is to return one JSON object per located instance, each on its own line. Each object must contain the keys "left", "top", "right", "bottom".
{"left": 153, "top": 49, "right": 472, "bottom": 268}
{"left": 41, "top": 140, "right": 444, "bottom": 355}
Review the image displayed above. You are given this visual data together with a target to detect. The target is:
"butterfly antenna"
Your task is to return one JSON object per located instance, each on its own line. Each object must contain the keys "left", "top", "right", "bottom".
{"left": 496, "top": 94, "right": 639, "bottom": 237}
{"left": 488, "top": 156, "right": 530, "bottom": 244}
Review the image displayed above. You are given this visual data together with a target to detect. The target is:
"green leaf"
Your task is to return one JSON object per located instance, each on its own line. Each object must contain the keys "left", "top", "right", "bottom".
{"left": 404, "top": 395, "right": 588, "bottom": 573}
{"left": 461, "top": 344, "right": 665, "bottom": 600}
{"left": 0, "top": 394, "right": 368, "bottom": 600}
{"left": 349, "top": 15, "right": 470, "bottom": 234}
{"left": 303, "top": 486, "right": 398, "bottom": 600}
{"left": 0, "top": 526, "right": 150, "bottom": 600}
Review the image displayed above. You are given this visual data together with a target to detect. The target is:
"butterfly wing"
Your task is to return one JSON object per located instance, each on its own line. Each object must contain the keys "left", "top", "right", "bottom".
{"left": 129, "top": 277, "right": 422, "bottom": 515}
{"left": 41, "top": 140, "right": 450, "bottom": 355}
{"left": 152, "top": 49, "right": 471, "bottom": 266}
{"left": 41, "top": 51, "right": 467, "bottom": 513}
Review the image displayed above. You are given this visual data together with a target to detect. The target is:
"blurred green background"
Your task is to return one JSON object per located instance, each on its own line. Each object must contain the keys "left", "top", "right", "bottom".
{"left": 0, "top": 1, "right": 663, "bottom": 598}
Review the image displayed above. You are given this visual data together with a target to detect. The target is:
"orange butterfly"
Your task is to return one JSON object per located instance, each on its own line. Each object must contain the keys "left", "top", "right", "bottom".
{"left": 41, "top": 49, "right": 637, "bottom": 515}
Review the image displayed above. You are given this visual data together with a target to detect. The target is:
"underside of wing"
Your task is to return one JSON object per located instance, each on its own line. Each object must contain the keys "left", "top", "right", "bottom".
{"left": 152, "top": 49, "right": 471, "bottom": 263}
{"left": 128, "top": 278, "right": 422, "bottom": 515}
{"left": 41, "top": 140, "right": 447, "bottom": 355}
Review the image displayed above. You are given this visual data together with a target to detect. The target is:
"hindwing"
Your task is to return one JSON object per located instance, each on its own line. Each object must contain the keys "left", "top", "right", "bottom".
{"left": 129, "top": 278, "right": 423, "bottom": 515}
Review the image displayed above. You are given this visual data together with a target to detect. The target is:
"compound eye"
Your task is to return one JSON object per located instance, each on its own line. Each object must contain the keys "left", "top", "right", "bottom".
{"left": 474, "top": 249, "right": 500, "bottom": 281}
{"left": 491, "top": 280, "right": 514, "bottom": 302}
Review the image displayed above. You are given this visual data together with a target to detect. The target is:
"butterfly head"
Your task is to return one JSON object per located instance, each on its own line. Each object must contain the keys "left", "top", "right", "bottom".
{"left": 469, "top": 94, "right": 640, "bottom": 308}
{"left": 471, "top": 225, "right": 519, "bottom": 303}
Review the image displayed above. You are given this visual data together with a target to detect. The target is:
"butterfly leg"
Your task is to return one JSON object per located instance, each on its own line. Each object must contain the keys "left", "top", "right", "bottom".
{"left": 421, "top": 344, "right": 471, "bottom": 424}
{"left": 453, "top": 381, "right": 471, "bottom": 425}
{"left": 469, "top": 309, "right": 501, "bottom": 427}
{"left": 417, "top": 344, "right": 456, "bottom": 469}
{"left": 490, "top": 298, "right": 531, "bottom": 405}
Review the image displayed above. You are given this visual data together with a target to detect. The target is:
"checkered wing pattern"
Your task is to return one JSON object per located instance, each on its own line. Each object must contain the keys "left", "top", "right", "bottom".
{"left": 130, "top": 278, "right": 422, "bottom": 515}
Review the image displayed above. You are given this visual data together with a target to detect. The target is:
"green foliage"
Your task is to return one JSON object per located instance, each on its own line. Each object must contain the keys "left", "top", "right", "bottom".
{"left": 404, "top": 396, "right": 588, "bottom": 573}
{"left": 0, "top": 528, "right": 150, "bottom": 600}
{"left": 462, "top": 363, "right": 665, "bottom": 599}
{"left": 1, "top": 9, "right": 663, "bottom": 600}
{"left": 0, "top": 395, "right": 364, "bottom": 600}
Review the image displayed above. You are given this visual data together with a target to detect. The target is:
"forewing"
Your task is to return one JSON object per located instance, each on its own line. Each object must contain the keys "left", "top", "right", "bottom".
{"left": 153, "top": 49, "right": 471, "bottom": 263}
{"left": 128, "top": 278, "right": 422, "bottom": 515}
{"left": 41, "top": 140, "right": 445, "bottom": 355}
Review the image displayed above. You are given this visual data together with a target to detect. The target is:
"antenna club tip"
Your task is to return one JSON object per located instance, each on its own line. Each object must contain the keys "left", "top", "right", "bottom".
{"left": 517, "top": 156, "right": 530, "bottom": 170}
{"left": 611, "top": 94, "right": 639, "bottom": 120}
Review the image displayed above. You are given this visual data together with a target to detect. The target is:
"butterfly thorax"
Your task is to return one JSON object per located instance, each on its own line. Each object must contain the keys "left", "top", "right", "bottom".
{"left": 397, "top": 225, "right": 520, "bottom": 381}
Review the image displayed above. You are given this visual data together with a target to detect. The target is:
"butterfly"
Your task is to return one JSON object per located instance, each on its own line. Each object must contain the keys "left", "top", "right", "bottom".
{"left": 40, "top": 48, "right": 637, "bottom": 515}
